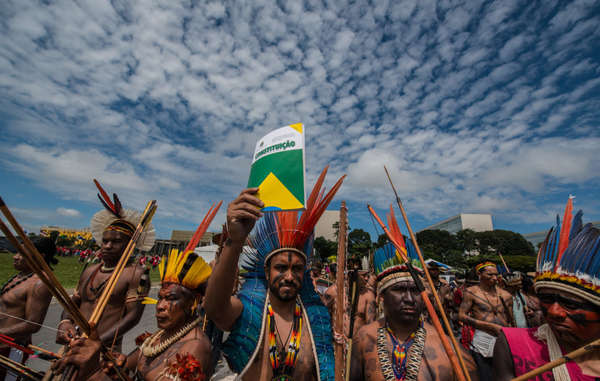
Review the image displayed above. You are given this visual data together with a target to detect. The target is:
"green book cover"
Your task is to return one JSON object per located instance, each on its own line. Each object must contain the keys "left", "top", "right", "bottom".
{"left": 247, "top": 123, "right": 306, "bottom": 211}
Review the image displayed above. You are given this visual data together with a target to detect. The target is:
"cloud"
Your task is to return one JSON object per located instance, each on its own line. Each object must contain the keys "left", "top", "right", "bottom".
{"left": 0, "top": 0, "right": 599, "bottom": 235}
{"left": 56, "top": 207, "right": 81, "bottom": 217}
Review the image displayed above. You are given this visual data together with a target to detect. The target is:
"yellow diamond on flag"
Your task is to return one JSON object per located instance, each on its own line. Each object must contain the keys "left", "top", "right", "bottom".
{"left": 258, "top": 172, "right": 304, "bottom": 211}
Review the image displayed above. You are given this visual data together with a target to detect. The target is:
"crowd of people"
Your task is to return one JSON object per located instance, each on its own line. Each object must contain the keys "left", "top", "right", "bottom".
{"left": 0, "top": 176, "right": 599, "bottom": 381}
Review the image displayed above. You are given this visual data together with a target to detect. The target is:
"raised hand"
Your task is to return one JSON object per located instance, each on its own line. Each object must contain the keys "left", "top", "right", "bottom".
{"left": 226, "top": 188, "right": 264, "bottom": 244}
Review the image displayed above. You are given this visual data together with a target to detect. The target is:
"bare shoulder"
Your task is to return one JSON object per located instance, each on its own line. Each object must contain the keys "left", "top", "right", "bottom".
{"left": 498, "top": 288, "right": 512, "bottom": 299}
{"left": 464, "top": 285, "right": 480, "bottom": 295}
{"left": 177, "top": 328, "right": 211, "bottom": 357}
{"left": 81, "top": 263, "right": 100, "bottom": 278}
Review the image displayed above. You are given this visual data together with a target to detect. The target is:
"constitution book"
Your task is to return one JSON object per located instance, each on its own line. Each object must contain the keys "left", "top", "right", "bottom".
{"left": 247, "top": 123, "right": 306, "bottom": 211}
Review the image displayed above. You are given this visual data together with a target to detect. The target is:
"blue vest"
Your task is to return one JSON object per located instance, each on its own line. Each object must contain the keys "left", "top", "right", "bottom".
{"left": 222, "top": 274, "right": 335, "bottom": 381}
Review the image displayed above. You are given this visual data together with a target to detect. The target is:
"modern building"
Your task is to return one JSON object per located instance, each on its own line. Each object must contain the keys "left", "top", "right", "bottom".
{"left": 170, "top": 230, "right": 214, "bottom": 245}
{"left": 149, "top": 230, "right": 215, "bottom": 255}
{"left": 314, "top": 210, "right": 339, "bottom": 242}
{"left": 421, "top": 213, "right": 493, "bottom": 234}
{"left": 523, "top": 220, "right": 600, "bottom": 247}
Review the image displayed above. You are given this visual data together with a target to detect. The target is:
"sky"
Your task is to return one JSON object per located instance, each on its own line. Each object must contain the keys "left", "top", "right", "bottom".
{"left": 1, "top": 0, "right": 599, "bottom": 241}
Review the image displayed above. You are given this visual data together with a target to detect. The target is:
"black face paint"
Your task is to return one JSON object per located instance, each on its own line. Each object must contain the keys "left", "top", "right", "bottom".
{"left": 566, "top": 312, "right": 600, "bottom": 325}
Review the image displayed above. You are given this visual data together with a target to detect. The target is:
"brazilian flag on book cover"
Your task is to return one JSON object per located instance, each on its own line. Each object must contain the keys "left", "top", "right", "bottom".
{"left": 247, "top": 123, "right": 306, "bottom": 211}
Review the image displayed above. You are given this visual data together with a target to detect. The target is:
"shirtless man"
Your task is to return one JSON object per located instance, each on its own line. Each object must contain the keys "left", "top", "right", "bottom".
{"left": 57, "top": 182, "right": 153, "bottom": 351}
{"left": 350, "top": 263, "right": 478, "bottom": 381}
{"left": 352, "top": 270, "right": 377, "bottom": 335}
{"left": 55, "top": 268, "right": 212, "bottom": 381}
{"left": 459, "top": 261, "right": 512, "bottom": 380}
{"left": 0, "top": 237, "right": 55, "bottom": 381}
{"left": 205, "top": 175, "right": 341, "bottom": 380}
{"left": 493, "top": 206, "right": 600, "bottom": 380}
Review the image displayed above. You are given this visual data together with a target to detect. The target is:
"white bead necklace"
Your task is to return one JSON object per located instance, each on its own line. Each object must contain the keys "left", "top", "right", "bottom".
{"left": 140, "top": 316, "right": 202, "bottom": 358}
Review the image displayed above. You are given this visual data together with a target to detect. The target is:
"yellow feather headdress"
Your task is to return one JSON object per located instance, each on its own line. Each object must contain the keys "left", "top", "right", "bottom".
{"left": 158, "top": 201, "right": 222, "bottom": 292}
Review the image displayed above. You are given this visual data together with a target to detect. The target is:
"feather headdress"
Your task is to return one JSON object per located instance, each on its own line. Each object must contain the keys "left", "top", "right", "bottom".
{"left": 90, "top": 179, "right": 156, "bottom": 251}
{"left": 535, "top": 197, "right": 600, "bottom": 305}
{"left": 243, "top": 166, "right": 345, "bottom": 278}
{"left": 158, "top": 201, "right": 222, "bottom": 292}
{"left": 372, "top": 205, "right": 421, "bottom": 295}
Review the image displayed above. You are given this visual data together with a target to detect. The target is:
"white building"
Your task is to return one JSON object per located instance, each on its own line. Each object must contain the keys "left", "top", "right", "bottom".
{"left": 314, "top": 210, "right": 339, "bottom": 241}
{"left": 421, "top": 213, "right": 493, "bottom": 234}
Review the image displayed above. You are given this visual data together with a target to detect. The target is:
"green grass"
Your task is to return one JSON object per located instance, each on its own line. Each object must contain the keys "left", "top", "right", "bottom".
{"left": 0, "top": 252, "right": 161, "bottom": 289}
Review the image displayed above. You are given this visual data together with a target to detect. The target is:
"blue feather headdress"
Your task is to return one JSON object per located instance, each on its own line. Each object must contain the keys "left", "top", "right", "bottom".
{"left": 535, "top": 197, "right": 600, "bottom": 305}
{"left": 241, "top": 166, "right": 345, "bottom": 280}
{"left": 373, "top": 241, "right": 421, "bottom": 295}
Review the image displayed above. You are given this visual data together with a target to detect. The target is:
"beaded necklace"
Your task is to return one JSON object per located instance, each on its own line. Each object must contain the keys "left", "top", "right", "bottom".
{"left": 267, "top": 299, "right": 303, "bottom": 381}
{"left": 386, "top": 319, "right": 423, "bottom": 380}
{"left": 0, "top": 273, "right": 33, "bottom": 296}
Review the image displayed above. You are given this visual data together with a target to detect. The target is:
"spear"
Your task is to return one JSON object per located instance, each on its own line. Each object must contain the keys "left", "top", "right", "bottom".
{"left": 368, "top": 205, "right": 467, "bottom": 381}
{"left": 512, "top": 337, "right": 600, "bottom": 381}
{"left": 0, "top": 354, "right": 42, "bottom": 381}
{"left": 383, "top": 166, "right": 471, "bottom": 381}
{"left": 334, "top": 201, "right": 348, "bottom": 381}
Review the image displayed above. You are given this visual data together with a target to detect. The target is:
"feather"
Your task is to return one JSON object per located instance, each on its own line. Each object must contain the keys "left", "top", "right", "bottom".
{"left": 142, "top": 297, "right": 157, "bottom": 305}
{"left": 556, "top": 196, "right": 573, "bottom": 262}
{"left": 244, "top": 167, "right": 345, "bottom": 279}
{"left": 184, "top": 201, "right": 222, "bottom": 253}
{"left": 93, "top": 179, "right": 117, "bottom": 216}
{"left": 113, "top": 193, "right": 123, "bottom": 218}
{"left": 570, "top": 210, "right": 584, "bottom": 241}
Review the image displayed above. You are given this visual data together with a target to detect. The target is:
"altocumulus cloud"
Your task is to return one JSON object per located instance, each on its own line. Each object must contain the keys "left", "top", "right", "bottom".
{"left": 57, "top": 208, "right": 81, "bottom": 218}
{"left": 0, "top": 0, "right": 599, "bottom": 235}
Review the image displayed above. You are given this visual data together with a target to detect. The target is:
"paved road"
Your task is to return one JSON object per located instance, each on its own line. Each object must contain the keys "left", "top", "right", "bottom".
{"left": 26, "top": 288, "right": 235, "bottom": 380}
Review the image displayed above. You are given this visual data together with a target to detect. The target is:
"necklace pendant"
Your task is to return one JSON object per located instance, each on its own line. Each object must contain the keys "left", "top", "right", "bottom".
{"left": 272, "top": 375, "right": 293, "bottom": 381}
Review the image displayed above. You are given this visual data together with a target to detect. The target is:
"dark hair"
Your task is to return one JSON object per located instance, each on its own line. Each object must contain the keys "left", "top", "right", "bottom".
{"left": 33, "top": 237, "right": 58, "bottom": 267}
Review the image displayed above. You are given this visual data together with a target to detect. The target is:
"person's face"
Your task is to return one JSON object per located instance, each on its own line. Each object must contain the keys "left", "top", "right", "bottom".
{"left": 429, "top": 267, "right": 440, "bottom": 279}
{"left": 479, "top": 267, "right": 499, "bottom": 286}
{"left": 12, "top": 253, "right": 30, "bottom": 272}
{"left": 156, "top": 284, "right": 195, "bottom": 331}
{"left": 359, "top": 270, "right": 369, "bottom": 284}
{"left": 101, "top": 230, "right": 129, "bottom": 262}
{"left": 506, "top": 280, "right": 522, "bottom": 293}
{"left": 266, "top": 251, "right": 305, "bottom": 302}
{"left": 538, "top": 287, "right": 600, "bottom": 348}
{"left": 382, "top": 279, "right": 424, "bottom": 323}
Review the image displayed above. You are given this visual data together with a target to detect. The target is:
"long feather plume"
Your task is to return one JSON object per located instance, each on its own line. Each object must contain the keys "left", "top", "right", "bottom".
{"left": 556, "top": 196, "right": 573, "bottom": 264}
{"left": 94, "top": 179, "right": 118, "bottom": 217}
{"left": 243, "top": 166, "right": 345, "bottom": 279}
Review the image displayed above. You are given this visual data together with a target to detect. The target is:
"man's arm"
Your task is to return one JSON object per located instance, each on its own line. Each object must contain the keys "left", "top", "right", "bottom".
{"left": 204, "top": 188, "right": 263, "bottom": 331}
{"left": 2, "top": 280, "right": 52, "bottom": 338}
{"left": 349, "top": 328, "right": 365, "bottom": 381}
{"left": 492, "top": 332, "right": 515, "bottom": 381}
{"left": 458, "top": 289, "right": 502, "bottom": 335}
{"left": 365, "top": 294, "right": 377, "bottom": 324}
{"left": 57, "top": 269, "right": 87, "bottom": 344}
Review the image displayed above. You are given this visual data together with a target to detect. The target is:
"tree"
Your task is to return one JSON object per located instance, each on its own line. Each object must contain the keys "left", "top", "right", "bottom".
{"left": 415, "top": 229, "right": 457, "bottom": 262}
{"left": 456, "top": 229, "right": 477, "bottom": 253}
{"left": 314, "top": 236, "right": 337, "bottom": 262}
{"left": 348, "top": 229, "right": 372, "bottom": 258}
{"left": 374, "top": 233, "right": 390, "bottom": 249}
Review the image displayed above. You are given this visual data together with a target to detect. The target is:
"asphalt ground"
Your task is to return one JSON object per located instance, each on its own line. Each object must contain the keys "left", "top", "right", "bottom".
{"left": 26, "top": 288, "right": 235, "bottom": 380}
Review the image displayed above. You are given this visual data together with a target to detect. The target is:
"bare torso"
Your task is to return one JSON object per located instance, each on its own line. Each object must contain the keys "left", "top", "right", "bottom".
{"left": 74, "top": 263, "right": 147, "bottom": 347}
{"left": 352, "top": 319, "right": 478, "bottom": 381}
{"left": 243, "top": 306, "right": 317, "bottom": 381}
{"left": 131, "top": 327, "right": 212, "bottom": 381}
{"left": 462, "top": 285, "right": 512, "bottom": 332}
{"left": 353, "top": 289, "right": 376, "bottom": 335}
{"left": 0, "top": 274, "right": 51, "bottom": 344}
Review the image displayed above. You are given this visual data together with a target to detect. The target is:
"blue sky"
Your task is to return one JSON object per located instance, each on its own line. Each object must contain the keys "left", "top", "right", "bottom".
{"left": 1, "top": 0, "right": 599, "bottom": 241}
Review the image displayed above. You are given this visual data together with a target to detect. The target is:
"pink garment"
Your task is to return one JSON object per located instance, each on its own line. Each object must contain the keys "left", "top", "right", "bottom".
{"left": 502, "top": 327, "right": 597, "bottom": 381}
